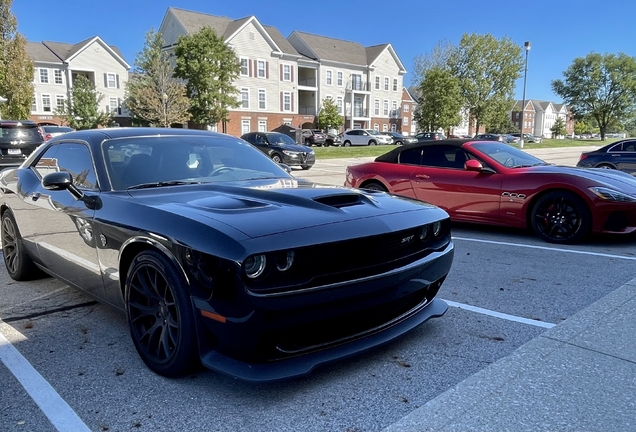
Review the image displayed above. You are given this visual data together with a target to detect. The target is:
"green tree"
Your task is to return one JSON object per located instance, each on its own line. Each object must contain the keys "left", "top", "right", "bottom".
{"left": 56, "top": 75, "right": 112, "bottom": 129}
{"left": 0, "top": 0, "right": 34, "bottom": 119}
{"left": 414, "top": 67, "right": 462, "bottom": 133}
{"left": 411, "top": 40, "right": 455, "bottom": 92}
{"left": 486, "top": 99, "right": 517, "bottom": 134}
{"left": 316, "top": 98, "right": 343, "bottom": 131}
{"left": 448, "top": 33, "right": 524, "bottom": 134}
{"left": 550, "top": 117, "right": 567, "bottom": 138}
{"left": 552, "top": 52, "right": 636, "bottom": 141}
{"left": 173, "top": 26, "right": 240, "bottom": 128}
{"left": 125, "top": 29, "right": 190, "bottom": 127}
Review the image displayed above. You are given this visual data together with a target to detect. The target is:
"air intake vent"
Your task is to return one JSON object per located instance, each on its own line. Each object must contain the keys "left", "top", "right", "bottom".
{"left": 313, "top": 194, "right": 362, "bottom": 208}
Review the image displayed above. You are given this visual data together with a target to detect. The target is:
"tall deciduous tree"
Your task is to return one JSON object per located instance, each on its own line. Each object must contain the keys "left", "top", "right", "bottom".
{"left": 316, "top": 98, "right": 343, "bottom": 131}
{"left": 414, "top": 67, "right": 462, "bottom": 133}
{"left": 552, "top": 52, "right": 636, "bottom": 141}
{"left": 125, "top": 29, "right": 190, "bottom": 127}
{"left": 173, "top": 26, "right": 240, "bottom": 129}
{"left": 411, "top": 40, "right": 455, "bottom": 96}
{"left": 56, "top": 75, "right": 112, "bottom": 129}
{"left": 0, "top": 0, "right": 34, "bottom": 119}
{"left": 448, "top": 33, "right": 523, "bottom": 134}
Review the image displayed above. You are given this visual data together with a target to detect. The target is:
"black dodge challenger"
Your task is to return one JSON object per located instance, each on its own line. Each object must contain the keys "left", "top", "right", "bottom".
{"left": 0, "top": 128, "right": 454, "bottom": 381}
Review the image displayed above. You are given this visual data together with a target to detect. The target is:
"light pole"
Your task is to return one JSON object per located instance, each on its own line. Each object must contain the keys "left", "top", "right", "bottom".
{"left": 519, "top": 41, "right": 531, "bottom": 149}
{"left": 162, "top": 93, "right": 168, "bottom": 128}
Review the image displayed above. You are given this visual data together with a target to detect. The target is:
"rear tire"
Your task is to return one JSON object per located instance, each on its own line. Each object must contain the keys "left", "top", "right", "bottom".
{"left": 1, "top": 210, "right": 43, "bottom": 281}
{"left": 596, "top": 164, "right": 615, "bottom": 169}
{"left": 343, "top": 141, "right": 351, "bottom": 147}
{"left": 362, "top": 181, "right": 387, "bottom": 192}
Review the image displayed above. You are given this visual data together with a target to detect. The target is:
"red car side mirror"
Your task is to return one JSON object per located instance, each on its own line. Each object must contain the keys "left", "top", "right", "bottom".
{"left": 465, "top": 159, "right": 483, "bottom": 171}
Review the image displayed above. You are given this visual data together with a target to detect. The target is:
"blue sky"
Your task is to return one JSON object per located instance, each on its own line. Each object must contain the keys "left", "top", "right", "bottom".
{"left": 12, "top": 0, "right": 636, "bottom": 103}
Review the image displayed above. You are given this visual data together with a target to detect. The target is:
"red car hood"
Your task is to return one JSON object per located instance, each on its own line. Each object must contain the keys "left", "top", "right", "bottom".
{"left": 526, "top": 165, "right": 636, "bottom": 194}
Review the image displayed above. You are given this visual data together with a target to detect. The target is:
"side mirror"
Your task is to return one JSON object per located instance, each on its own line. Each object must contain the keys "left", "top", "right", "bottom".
{"left": 43, "top": 171, "right": 84, "bottom": 200}
{"left": 465, "top": 159, "right": 496, "bottom": 174}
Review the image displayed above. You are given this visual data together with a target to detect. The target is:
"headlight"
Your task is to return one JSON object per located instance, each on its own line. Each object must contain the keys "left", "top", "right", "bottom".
{"left": 275, "top": 250, "right": 295, "bottom": 272}
{"left": 419, "top": 224, "right": 430, "bottom": 241}
{"left": 432, "top": 221, "right": 443, "bottom": 237}
{"left": 589, "top": 187, "right": 636, "bottom": 202}
{"left": 244, "top": 254, "right": 266, "bottom": 278}
{"left": 282, "top": 150, "right": 299, "bottom": 157}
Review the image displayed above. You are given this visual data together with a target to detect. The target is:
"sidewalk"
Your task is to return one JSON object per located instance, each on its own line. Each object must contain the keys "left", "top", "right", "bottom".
{"left": 384, "top": 276, "right": 636, "bottom": 431}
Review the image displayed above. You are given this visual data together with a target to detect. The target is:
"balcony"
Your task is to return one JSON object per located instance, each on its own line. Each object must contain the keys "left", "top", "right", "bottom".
{"left": 346, "top": 81, "right": 371, "bottom": 92}
{"left": 346, "top": 108, "right": 369, "bottom": 118}
{"left": 298, "top": 107, "right": 316, "bottom": 115}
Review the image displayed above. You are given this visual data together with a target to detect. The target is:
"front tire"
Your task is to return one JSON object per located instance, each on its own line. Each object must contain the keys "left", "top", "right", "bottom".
{"left": 531, "top": 191, "right": 590, "bottom": 244}
{"left": 125, "top": 250, "right": 199, "bottom": 377}
{"left": 301, "top": 165, "right": 311, "bottom": 170}
{"left": 272, "top": 154, "right": 283, "bottom": 164}
{"left": 368, "top": 140, "right": 377, "bottom": 146}
{"left": 1, "top": 210, "right": 42, "bottom": 281}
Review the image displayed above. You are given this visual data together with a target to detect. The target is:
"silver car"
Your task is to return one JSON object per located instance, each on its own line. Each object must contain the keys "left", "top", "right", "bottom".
{"left": 341, "top": 129, "right": 394, "bottom": 146}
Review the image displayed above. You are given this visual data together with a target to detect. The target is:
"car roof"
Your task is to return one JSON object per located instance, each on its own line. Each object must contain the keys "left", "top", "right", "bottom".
{"left": 375, "top": 139, "right": 472, "bottom": 163}
{"left": 0, "top": 120, "right": 38, "bottom": 127}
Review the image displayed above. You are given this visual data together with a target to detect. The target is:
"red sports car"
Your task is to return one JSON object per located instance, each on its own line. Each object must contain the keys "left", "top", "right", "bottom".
{"left": 345, "top": 140, "right": 636, "bottom": 243}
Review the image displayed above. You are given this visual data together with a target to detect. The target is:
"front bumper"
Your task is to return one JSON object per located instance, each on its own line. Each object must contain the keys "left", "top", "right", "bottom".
{"left": 283, "top": 152, "right": 316, "bottom": 167}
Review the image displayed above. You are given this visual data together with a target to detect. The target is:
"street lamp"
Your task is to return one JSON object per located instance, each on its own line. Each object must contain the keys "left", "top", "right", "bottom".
{"left": 519, "top": 41, "right": 531, "bottom": 149}
{"left": 162, "top": 93, "right": 168, "bottom": 128}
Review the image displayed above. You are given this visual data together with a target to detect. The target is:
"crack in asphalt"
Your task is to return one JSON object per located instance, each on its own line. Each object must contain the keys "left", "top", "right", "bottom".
{"left": 2, "top": 301, "right": 99, "bottom": 323}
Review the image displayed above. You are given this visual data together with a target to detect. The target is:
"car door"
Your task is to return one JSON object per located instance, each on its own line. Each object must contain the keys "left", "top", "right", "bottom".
{"left": 613, "top": 140, "right": 636, "bottom": 174}
{"left": 25, "top": 142, "right": 105, "bottom": 298}
{"left": 409, "top": 145, "right": 503, "bottom": 223}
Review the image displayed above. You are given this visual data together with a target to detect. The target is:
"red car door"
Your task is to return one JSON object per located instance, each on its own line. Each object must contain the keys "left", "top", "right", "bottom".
{"left": 409, "top": 145, "right": 503, "bottom": 224}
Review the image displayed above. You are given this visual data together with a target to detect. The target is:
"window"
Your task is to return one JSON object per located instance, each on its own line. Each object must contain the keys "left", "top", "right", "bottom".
{"left": 56, "top": 95, "right": 65, "bottom": 112}
{"left": 37, "top": 143, "right": 97, "bottom": 189}
{"left": 382, "top": 124, "right": 388, "bottom": 132}
{"left": 258, "top": 89, "right": 266, "bottom": 110}
{"left": 282, "top": 64, "right": 291, "bottom": 81}
{"left": 282, "top": 91, "right": 292, "bottom": 111}
{"left": 39, "top": 69, "right": 49, "bottom": 84}
{"left": 403, "top": 117, "right": 409, "bottom": 126}
{"left": 337, "top": 71, "right": 343, "bottom": 86}
{"left": 374, "top": 99, "right": 380, "bottom": 116}
{"left": 54, "top": 70, "right": 63, "bottom": 85}
{"left": 336, "top": 96, "right": 343, "bottom": 114}
{"left": 403, "top": 104, "right": 409, "bottom": 112}
{"left": 106, "top": 73, "right": 117, "bottom": 88}
{"left": 326, "top": 70, "right": 332, "bottom": 85}
{"left": 391, "top": 124, "right": 397, "bottom": 132}
{"left": 240, "top": 58, "right": 249, "bottom": 76}
{"left": 257, "top": 60, "right": 266, "bottom": 78}
{"left": 383, "top": 100, "right": 389, "bottom": 116}
{"left": 393, "top": 78, "right": 398, "bottom": 92}
{"left": 392, "top": 101, "right": 398, "bottom": 111}
{"left": 374, "top": 77, "right": 380, "bottom": 90}
{"left": 384, "top": 77, "right": 389, "bottom": 91}
{"left": 109, "top": 97, "right": 118, "bottom": 113}
{"left": 240, "top": 88, "right": 249, "bottom": 109}
{"left": 31, "top": 94, "right": 37, "bottom": 112}
{"left": 241, "top": 120, "right": 251, "bottom": 135}
{"left": 258, "top": 120, "right": 267, "bottom": 132}
{"left": 373, "top": 123, "right": 379, "bottom": 131}
{"left": 41, "top": 94, "right": 51, "bottom": 112}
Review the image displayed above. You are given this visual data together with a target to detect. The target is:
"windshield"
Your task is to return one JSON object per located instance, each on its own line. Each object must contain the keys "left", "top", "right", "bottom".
{"left": 471, "top": 142, "right": 547, "bottom": 168}
{"left": 266, "top": 133, "right": 297, "bottom": 145}
{"left": 103, "top": 135, "right": 292, "bottom": 190}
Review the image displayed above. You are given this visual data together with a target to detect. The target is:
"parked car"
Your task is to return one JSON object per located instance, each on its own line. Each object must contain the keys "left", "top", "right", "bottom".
{"left": 473, "top": 133, "right": 505, "bottom": 142}
{"left": 510, "top": 133, "right": 542, "bottom": 144}
{"left": 40, "top": 125, "right": 74, "bottom": 141}
{"left": 341, "top": 129, "right": 394, "bottom": 146}
{"left": 414, "top": 132, "right": 445, "bottom": 141}
{"left": 301, "top": 129, "right": 326, "bottom": 146}
{"left": 577, "top": 139, "right": 636, "bottom": 176}
{"left": 500, "top": 134, "right": 519, "bottom": 144}
{"left": 0, "top": 127, "right": 453, "bottom": 380}
{"left": 345, "top": 139, "right": 636, "bottom": 244}
{"left": 241, "top": 131, "right": 315, "bottom": 170}
{"left": 0, "top": 120, "right": 44, "bottom": 167}
{"left": 325, "top": 132, "right": 342, "bottom": 146}
{"left": 381, "top": 131, "right": 417, "bottom": 145}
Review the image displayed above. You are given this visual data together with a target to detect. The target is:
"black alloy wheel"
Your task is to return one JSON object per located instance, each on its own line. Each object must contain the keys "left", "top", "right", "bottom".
{"left": 531, "top": 191, "right": 590, "bottom": 244}
{"left": 125, "top": 250, "right": 198, "bottom": 377}
{"left": 1, "top": 210, "right": 41, "bottom": 281}
{"left": 271, "top": 154, "right": 283, "bottom": 164}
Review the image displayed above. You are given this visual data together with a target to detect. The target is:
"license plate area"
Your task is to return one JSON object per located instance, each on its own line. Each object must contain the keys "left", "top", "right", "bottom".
{"left": 7, "top": 149, "right": 22, "bottom": 155}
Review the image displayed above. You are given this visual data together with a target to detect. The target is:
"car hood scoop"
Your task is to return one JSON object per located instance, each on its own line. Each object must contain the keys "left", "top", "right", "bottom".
{"left": 312, "top": 193, "right": 362, "bottom": 208}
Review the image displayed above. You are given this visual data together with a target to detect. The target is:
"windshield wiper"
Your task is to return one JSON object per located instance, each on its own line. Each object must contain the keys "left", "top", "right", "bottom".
{"left": 127, "top": 180, "right": 201, "bottom": 190}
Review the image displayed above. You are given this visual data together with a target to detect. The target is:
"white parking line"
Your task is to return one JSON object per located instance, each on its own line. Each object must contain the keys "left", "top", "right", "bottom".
{"left": 442, "top": 299, "right": 556, "bottom": 329}
{"left": 0, "top": 323, "right": 91, "bottom": 432}
{"left": 453, "top": 236, "right": 636, "bottom": 261}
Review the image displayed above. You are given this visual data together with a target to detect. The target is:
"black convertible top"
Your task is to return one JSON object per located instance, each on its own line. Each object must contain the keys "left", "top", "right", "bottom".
{"left": 375, "top": 139, "right": 472, "bottom": 163}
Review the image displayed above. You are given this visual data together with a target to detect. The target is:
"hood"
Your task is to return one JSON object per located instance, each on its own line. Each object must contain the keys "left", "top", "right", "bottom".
{"left": 529, "top": 165, "right": 636, "bottom": 194}
{"left": 127, "top": 178, "right": 440, "bottom": 238}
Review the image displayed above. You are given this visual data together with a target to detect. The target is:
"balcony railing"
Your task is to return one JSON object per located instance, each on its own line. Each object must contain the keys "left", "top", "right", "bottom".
{"left": 298, "top": 78, "right": 317, "bottom": 87}
{"left": 346, "top": 81, "right": 371, "bottom": 92}
{"left": 298, "top": 107, "right": 316, "bottom": 115}
{"left": 346, "top": 108, "right": 369, "bottom": 118}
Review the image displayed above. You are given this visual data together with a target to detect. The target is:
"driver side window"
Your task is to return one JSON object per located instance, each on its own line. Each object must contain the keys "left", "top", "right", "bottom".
{"left": 34, "top": 143, "right": 97, "bottom": 189}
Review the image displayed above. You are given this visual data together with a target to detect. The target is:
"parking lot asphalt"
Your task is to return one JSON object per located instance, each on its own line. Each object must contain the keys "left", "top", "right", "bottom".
{"left": 297, "top": 144, "right": 636, "bottom": 431}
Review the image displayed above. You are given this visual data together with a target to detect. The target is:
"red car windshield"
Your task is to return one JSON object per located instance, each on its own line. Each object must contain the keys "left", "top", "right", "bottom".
{"left": 471, "top": 142, "right": 547, "bottom": 168}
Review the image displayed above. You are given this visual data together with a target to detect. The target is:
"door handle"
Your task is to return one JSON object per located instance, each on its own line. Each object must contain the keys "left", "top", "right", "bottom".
{"left": 415, "top": 174, "right": 430, "bottom": 179}
{"left": 31, "top": 192, "right": 41, "bottom": 201}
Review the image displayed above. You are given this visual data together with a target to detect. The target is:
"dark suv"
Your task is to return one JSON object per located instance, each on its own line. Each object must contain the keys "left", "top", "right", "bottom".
{"left": 241, "top": 132, "right": 315, "bottom": 170}
{"left": 301, "top": 129, "right": 326, "bottom": 146}
{"left": 0, "top": 120, "right": 44, "bottom": 167}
